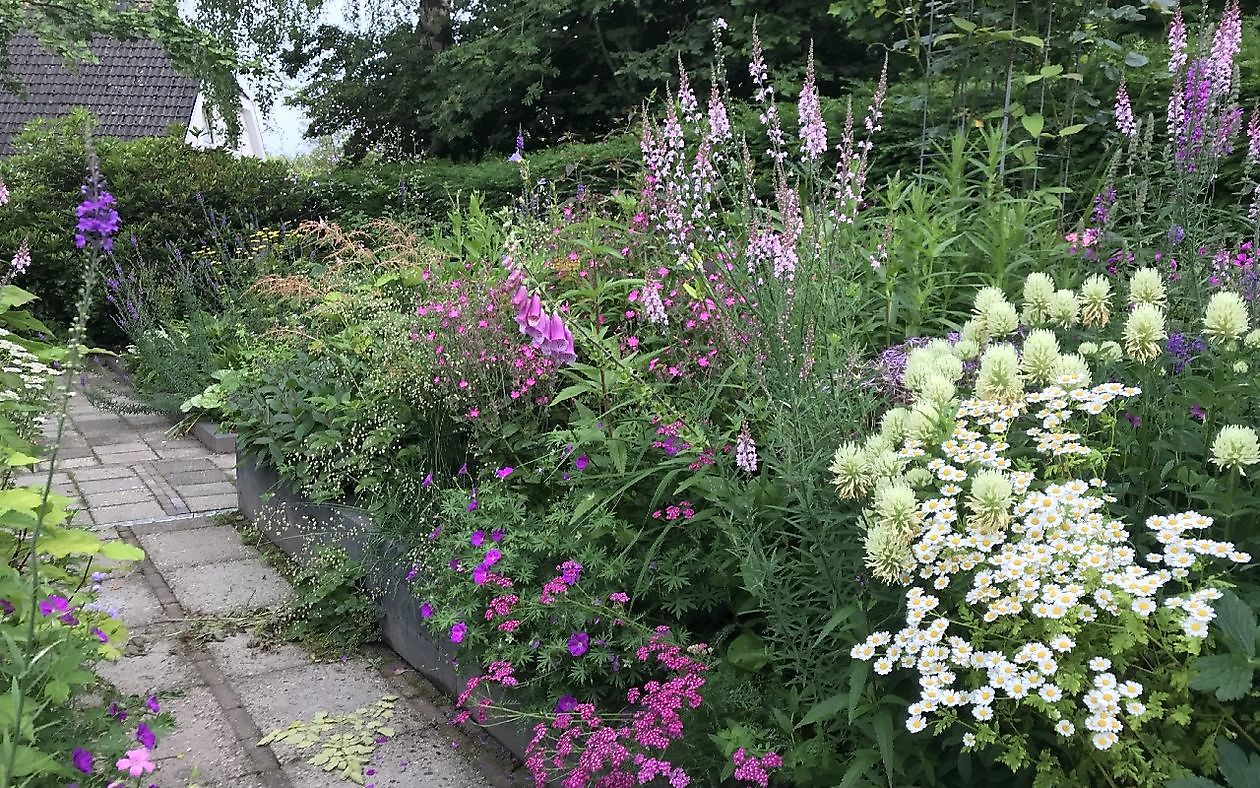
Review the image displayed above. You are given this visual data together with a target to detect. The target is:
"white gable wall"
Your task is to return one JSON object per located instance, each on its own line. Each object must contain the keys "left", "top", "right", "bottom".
{"left": 185, "top": 91, "right": 266, "bottom": 158}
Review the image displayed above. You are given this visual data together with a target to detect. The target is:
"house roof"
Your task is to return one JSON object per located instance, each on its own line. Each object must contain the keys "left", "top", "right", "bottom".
{"left": 0, "top": 34, "right": 199, "bottom": 153}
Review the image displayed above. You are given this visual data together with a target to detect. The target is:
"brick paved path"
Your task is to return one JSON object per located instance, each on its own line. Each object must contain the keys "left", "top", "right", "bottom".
{"left": 20, "top": 378, "right": 236, "bottom": 526}
{"left": 40, "top": 377, "right": 513, "bottom": 787}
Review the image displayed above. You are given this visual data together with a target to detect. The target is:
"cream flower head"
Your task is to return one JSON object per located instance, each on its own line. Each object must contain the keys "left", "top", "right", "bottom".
{"left": 1202, "top": 291, "right": 1250, "bottom": 345}
{"left": 976, "top": 344, "right": 1024, "bottom": 403}
{"left": 1123, "top": 304, "right": 1166, "bottom": 362}
{"left": 1079, "top": 274, "right": 1112, "bottom": 328}
{"left": 1020, "top": 329, "right": 1061, "bottom": 386}
{"left": 1128, "top": 267, "right": 1167, "bottom": 309}
{"left": 1210, "top": 425, "right": 1260, "bottom": 474}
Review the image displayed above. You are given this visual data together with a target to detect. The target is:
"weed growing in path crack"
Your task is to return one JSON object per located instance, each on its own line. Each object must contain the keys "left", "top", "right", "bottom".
{"left": 258, "top": 695, "right": 398, "bottom": 785}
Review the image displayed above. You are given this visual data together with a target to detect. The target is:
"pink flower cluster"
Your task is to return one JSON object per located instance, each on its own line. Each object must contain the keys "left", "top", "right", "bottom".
{"left": 732, "top": 747, "right": 784, "bottom": 787}
{"left": 455, "top": 660, "right": 518, "bottom": 724}
{"left": 540, "top": 560, "right": 584, "bottom": 604}
{"left": 651, "top": 501, "right": 696, "bottom": 521}
{"left": 523, "top": 627, "right": 710, "bottom": 787}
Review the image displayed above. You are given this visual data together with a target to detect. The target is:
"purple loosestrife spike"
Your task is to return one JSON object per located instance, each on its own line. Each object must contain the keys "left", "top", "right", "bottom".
{"left": 10, "top": 239, "right": 31, "bottom": 277}
{"left": 1247, "top": 105, "right": 1260, "bottom": 166}
{"left": 1115, "top": 79, "right": 1137, "bottom": 137}
{"left": 1210, "top": 0, "right": 1242, "bottom": 96}
{"left": 1169, "top": 3, "right": 1187, "bottom": 74}
{"left": 0, "top": 177, "right": 8, "bottom": 205}
{"left": 735, "top": 425, "right": 758, "bottom": 473}
{"left": 797, "top": 42, "right": 827, "bottom": 161}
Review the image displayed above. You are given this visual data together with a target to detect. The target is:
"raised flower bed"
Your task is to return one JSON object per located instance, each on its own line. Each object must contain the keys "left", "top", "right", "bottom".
{"left": 235, "top": 457, "right": 533, "bottom": 761}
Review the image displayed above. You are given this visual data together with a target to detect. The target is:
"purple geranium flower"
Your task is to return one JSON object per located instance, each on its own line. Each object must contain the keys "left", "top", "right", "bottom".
{"left": 496, "top": 466, "right": 514, "bottom": 479}
{"left": 145, "top": 695, "right": 160, "bottom": 714}
{"left": 136, "top": 723, "right": 155, "bottom": 749}
{"left": 574, "top": 455, "right": 589, "bottom": 471}
{"left": 38, "top": 595, "right": 69, "bottom": 617}
{"left": 72, "top": 748, "right": 93, "bottom": 774}
{"left": 420, "top": 602, "right": 434, "bottom": 619}
{"left": 555, "top": 694, "right": 578, "bottom": 713}
{"left": 450, "top": 622, "right": 467, "bottom": 644}
{"left": 470, "top": 530, "right": 486, "bottom": 547}
{"left": 567, "top": 632, "right": 590, "bottom": 657}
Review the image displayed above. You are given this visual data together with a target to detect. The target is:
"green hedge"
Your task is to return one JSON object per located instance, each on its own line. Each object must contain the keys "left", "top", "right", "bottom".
{"left": 0, "top": 111, "right": 305, "bottom": 342}
{"left": 304, "top": 134, "right": 642, "bottom": 225}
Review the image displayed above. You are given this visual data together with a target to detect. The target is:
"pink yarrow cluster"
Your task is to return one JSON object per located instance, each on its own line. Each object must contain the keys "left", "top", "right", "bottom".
{"left": 522, "top": 627, "right": 710, "bottom": 787}
{"left": 732, "top": 748, "right": 784, "bottom": 787}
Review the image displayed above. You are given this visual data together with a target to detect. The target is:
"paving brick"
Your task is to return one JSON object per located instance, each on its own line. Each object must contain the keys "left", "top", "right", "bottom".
{"left": 185, "top": 493, "right": 239, "bottom": 512}
{"left": 92, "top": 449, "right": 160, "bottom": 464}
{"left": 11, "top": 471, "right": 71, "bottom": 487}
{"left": 76, "top": 475, "right": 145, "bottom": 494}
{"left": 138, "top": 526, "right": 255, "bottom": 570}
{"left": 152, "top": 686, "right": 261, "bottom": 784}
{"left": 92, "top": 500, "right": 167, "bottom": 524}
{"left": 279, "top": 729, "right": 493, "bottom": 788}
{"left": 73, "top": 465, "right": 146, "bottom": 481}
{"left": 156, "top": 446, "right": 217, "bottom": 460}
{"left": 166, "top": 558, "right": 291, "bottom": 616}
{"left": 47, "top": 456, "right": 100, "bottom": 470}
{"left": 83, "top": 486, "right": 158, "bottom": 509}
{"left": 162, "top": 468, "right": 230, "bottom": 486}
{"left": 94, "top": 441, "right": 154, "bottom": 456}
{"left": 174, "top": 481, "right": 237, "bottom": 498}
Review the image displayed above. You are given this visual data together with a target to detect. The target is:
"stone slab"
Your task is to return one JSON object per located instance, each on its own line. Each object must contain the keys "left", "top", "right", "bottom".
{"left": 96, "top": 635, "right": 200, "bottom": 695}
{"left": 93, "top": 441, "right": 152, "bottom": 456}
{"left": 152, "top": 686, "right": 260, "bottom": 784}
{"left": 279, "top": 728, "right": 493, "bottom": 788}
{"left": 204, "top": 633, "right": 313, "bottom": 680}
{"left": 166, "top": 559, "right": 292, "bottom": 616}
{"left": 236, "top": 661, "right": 419, "bottom": 737}
{"left": 138, "top": 526, "right": 255, "bottom": 570}
{"left": 185, "top": 493, "right": 239, "bottom": 511}
{"left": 92, "top": 500, "right": 167, "bottom": 524}
{"left": 157, "top": 446, "right": 220, "bottom": 460}
{"left": 96, "top": 573, "right": 167, "bottom": 629}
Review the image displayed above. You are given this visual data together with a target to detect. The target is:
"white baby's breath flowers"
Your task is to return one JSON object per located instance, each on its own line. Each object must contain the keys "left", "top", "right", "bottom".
{"left": 1202, "top": 291, "right": 1250, "bottom": 345}
{"left": 1210, "top": 425, "right": 1260, "bottom": 474}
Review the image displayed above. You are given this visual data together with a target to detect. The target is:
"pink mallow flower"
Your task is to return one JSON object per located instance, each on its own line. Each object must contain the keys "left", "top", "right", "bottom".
{"left": 115, "top": 748, "right": 156, "bottom": 778}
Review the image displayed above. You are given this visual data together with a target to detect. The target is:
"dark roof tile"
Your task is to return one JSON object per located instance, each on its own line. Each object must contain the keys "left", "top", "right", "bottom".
{"left": 0, "top": 34, "right": 199, "bottom": 153}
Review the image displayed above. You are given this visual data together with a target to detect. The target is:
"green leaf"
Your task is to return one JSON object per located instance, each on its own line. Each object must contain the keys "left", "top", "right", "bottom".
{"left": 1188, "top": 654, "right": 1254, "bottom": 701}
{"left": 873, "top": 708, "right": 895, "bottom": 779}
{"left": 1017, "top": 35, "right": 1044, "bottom": 47}
{"left": 0, "top": 286, "right": 38, "bottom": 311}
{"left": 100, "top": 541, "right": 145, "bottom": 561}
{"left": 1124, "top": 51, "right": 1150, "bottom": 68}
{"left": 8, "top": 745, "right": 57, "bottom": 777}
{"left": 1218, "top": 738, "right": 1260, "bottom": 788}
{"left": 951, "top": 16, "right": 976, "bottom": 32}
{"left": 1215, "top": 592, "right": 1257, "bottom": 658}
{"left": 1020, "top": 114, "right": 1045, "bottom": 138}
{"left": 1059, "top": 123, "right": 1088, "bottom": 137}
{"left": 797, "top": 692, "right": 847, "bottom": 729}
{"left": 725, "top": 632, "right": 770, "bottom": 672}
{"left": 38, "top": 527, "right": 104, "bottom": 558}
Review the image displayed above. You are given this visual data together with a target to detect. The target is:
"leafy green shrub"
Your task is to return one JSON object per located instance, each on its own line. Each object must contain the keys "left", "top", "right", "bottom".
{"left": 265, "top": 547, "right": 380, "bottom": 658}
{"left": 0, "top": 111, "right": 305, "bottom": 341}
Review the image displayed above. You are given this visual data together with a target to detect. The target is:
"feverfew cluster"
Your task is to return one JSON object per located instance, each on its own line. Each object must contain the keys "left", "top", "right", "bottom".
{"left": 845, "top": 374, "right": 1249, "bottom": 752}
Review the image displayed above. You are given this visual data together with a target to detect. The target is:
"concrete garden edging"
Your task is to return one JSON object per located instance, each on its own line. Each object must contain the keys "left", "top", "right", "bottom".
{"left": 235, "top": 457, "right": 533, "bottom": 762}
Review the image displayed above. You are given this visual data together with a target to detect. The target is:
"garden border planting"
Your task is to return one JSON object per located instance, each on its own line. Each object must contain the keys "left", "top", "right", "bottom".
{"left": 235, "top": 457, "right": 533, "bottom": 762}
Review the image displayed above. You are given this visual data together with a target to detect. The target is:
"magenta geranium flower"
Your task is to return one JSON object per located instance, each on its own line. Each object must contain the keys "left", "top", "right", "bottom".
{"left": 470, "top": 530, "right": 486, "bottom": 547}
{"left": 38, "top": 595, "right": 69, "bottom": 617}
{"left": 116, "top": 747, "right": 155, "bottom": 778}
{"left": 71, "top": 748, "right": 93, "bottom": 774}
{"left": 567, "top": 632, "right": 590, "bottom": 657}
{"left": 136, "top": 723, "right": 155, "bottom": 749}
{"left": 145, "top": 695, "right": 160, "bottom": 714}
{"left": 420, "top": 602, "right": 434, "bottom": 619}
{"left": 450, "top": 622, "right": 467, "bottom": 643}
